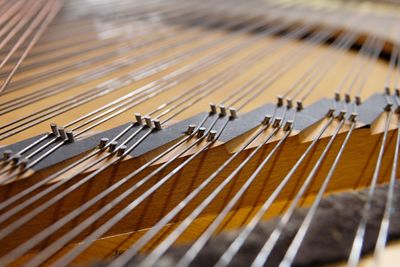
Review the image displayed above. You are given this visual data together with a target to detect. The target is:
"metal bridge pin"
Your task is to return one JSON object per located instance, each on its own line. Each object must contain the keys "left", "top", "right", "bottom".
{"left": 144, "top": 116, "right": 153, "bottom": 128}
{"left": 186, "top": 124, "right": 196, "bottom": 135}
{"left": 355, "top": 96, "right": 361, "bottom": 105}
{"left": 219, "top": 105, "right": 227, "bottom": 116}
{"left": 334, "top": 91, "right": 340, "bottom": 101}
{"left": 2, "top": 150, "right": 12, "bottom": 160}
{"left": 209, "top": 103, "right": 217, "bottom": 114}
{"left": 286, "top": 98, "right": 293, "bottom": 109}
{"left": 58, "top": 127, "right": 67, "bottom": 140}
{"left": 326, "top": 108, "right": 335, "bottom": 117}
{"left": 345, "top": 93, "right": 351, "bottom": 103}
{"left": 296, "top": 100, "right": 303, "bottom": 111}
{"left": 19, "top": 158, "right": 28, "bottom": 169}
{"left": 99, "top": 138, "right": 109, "bottom": 149}
{"left": 277, "top": 95, "right": 283, "bottom": 106}
{"left": 384, "top": 102, "right": 393, "bottom": 111}
{"left": 109, "top": 141, "right": 118, "bottom": 152}
{"left": 117, "top": 145, "right": 127, "bottom": 156}
{"left": 12, "top": 154, "right": 21, "bottom": 165}
{"left": 50, "top": 123, "right": 59, "bottom": 136}
{"left": 207, "top": 130, "right": 217, "bottom": 141}
{"left": 262, "top": 115, "right": 271, "bottom": 125}
{"left": 197, "top": 127, "right": 206, "bottom": 138}
{"left": 273, "top": 117, "right": 282, "bottom": 128}
{"left": 337, "top": 110, "right": 346, "bottom": 120}
{"left": 153, "top": 119, "right": 162, "bottom": 130}
{"left": 135, "top": 113, "right": 143, "bottom": 125}
{"left": 349, "top": 112, "right": 358, "bottom": 122}
{"left": 66, "top": 131, "right": 75, "bottom": 143}
{"left": 229, "top": 107, "right": 237, "bottom": 118}
{"left": 385, "top": 86, "right": 391, "bottom": 95}
{"left": 283, "top": 120, "right": 293, "bottom": 131}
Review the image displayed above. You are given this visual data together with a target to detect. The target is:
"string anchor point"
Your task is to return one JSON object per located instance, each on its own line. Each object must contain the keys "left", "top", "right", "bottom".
{"left": 197, "top": 127, "right": 206, "bottom": 138}
{"left": 207, "top": 130, "right": 217, "bottom": 141}
{"left": 229, "top": 107, "right": 238, "bottom": 119}
{"left": 262, "top": 115, "right": 272, "bottom": 125}
{"left": 135, "top": 113, "right": 143, "bottom": 125}
{"left": 349, "top": 112, "right": 358, "bottom": 122}
{"left": 283, "top": 120, "right": 293, "bottom": 131}
{"left": 209, "top": 103, "right": 217, "bottom": 114}
{"left": 99, "top": 137, "right": 109, "bottom": 149}
{"left": 273, "top": 117, "right": 282, "bottom": 128}
{"left": 326, "top": 108, "right": 335, "bottom": 118}
{"left": 186, "top": 124, "right": 196, "bottom": 135}
{"left": 337, "top": 110, "right": 346, "bottom": 120}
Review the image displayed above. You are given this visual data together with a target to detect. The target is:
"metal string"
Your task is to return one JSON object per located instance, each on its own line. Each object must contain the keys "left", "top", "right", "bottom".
{"left": 215, "top": 116, "right": 335, "bottom": 267}
{"left": 279, "top": 117, "right": 357, "bottom": 267}
{"left": 347, "top": 109, "right": 393, "bottom": 267}
{"left": 250, "top": 116, "right": 346, "bottom": 267}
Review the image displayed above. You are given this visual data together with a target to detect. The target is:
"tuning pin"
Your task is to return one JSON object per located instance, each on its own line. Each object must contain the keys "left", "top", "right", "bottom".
{"left": 2, "top": 150, "right": 12, "bottom": 161}
{"left": 337, "top": 110, "right": 346, "bottom": 120}
{"left": 109, "top": 141, "right": 118, "bottom": 152}
{"left": 153, "top": 119, "right": 162, "bottom": 130}
{"left": 262, "top": 115, "right": 272, "bottom": 125}
{"left": 207, "top": 130, "right": 217, "bottom": 141}
{"left": 117, "top": 145, "right": 127, "bottom": 156}
{"left": 186, "top": 124, "right": 196, "bottom": 135}
{"left": 50, "top": 123, "right": 59, "bottom": 136}
{"left": 144, "top": 116, "right": 153, "bottom": 128}
{"left": 210, "top": 103, "right": 217, "bottom": 114}
{"left": 277, "top": 95, "right": 283, "bottom": 106}
{"left": 273, "top": 117, "right": 282, "bottom": 128}
{"left": 229, "top": 107, "right": 237, "bottom": 118}
{"left": 296, "top": 100, "right": 303, "bottom": 111}
{"left": 334, "top": 91, "right": 340, "bottom": 101}
{"left": 283, "top": 120, "right": 293, "bottom": 131}
{"left": 326, "top": 108, "right": 335, "bottom": 117}
{"left": 135, "top": 113, "right": 143, "bottom": 125}
{"left": 66, "top": 130, "right": 75, "bottom": 143}
{"left": 349, "top": 112, "right": 358, "bottom": 122}
{"left": 197, "top": 127, "right": 206, "bottom": 138}
{"left": 219, "top": 105, "right": 227, "bottom": 116}
{"left": 58, "top": 127, "right": 67, "bottom": 140}
{"left": 99, "top": 137, "right": 109, "bottom": 149}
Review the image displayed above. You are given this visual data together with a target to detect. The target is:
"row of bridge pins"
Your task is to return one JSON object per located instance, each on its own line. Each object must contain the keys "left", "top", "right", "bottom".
{"left": 2, "top": 123, "right": 76, "bottom": 168}
{"left": 2, "top": 150, "right": 28, "bottom": 169}
{"left": 134, "top": 113, "right": 162, "bottom": 130}
{"left": 333, "top": 91, "right": 362, "bottom": 105}
{"left": 384, "top": 86, "right": 400, "bottom": 113}
{"left": 50, "top": 123, "right": 75, "bottom": 142}
{"left": 326, "top": 107, "right": 358, "bottom": 122}
{"left": 276, "top": 95, "right": 304, "bottom": 111}
{"left": 261, "top": 114, "right": 293, "bottom": 131}
{"left": 2, "top": 150, "right": 22, "bottom": 166}
{"left": 97, "top": 138, "right": 127, "bottom": 156}
{"left": 185, "top": 124, "right": 217, "bottom": 141}
{"left": 96, "top": 112, "right": 165, "bottom": 157}
{"left": 209, "top": 103, "right": 237, "bottom": 118}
